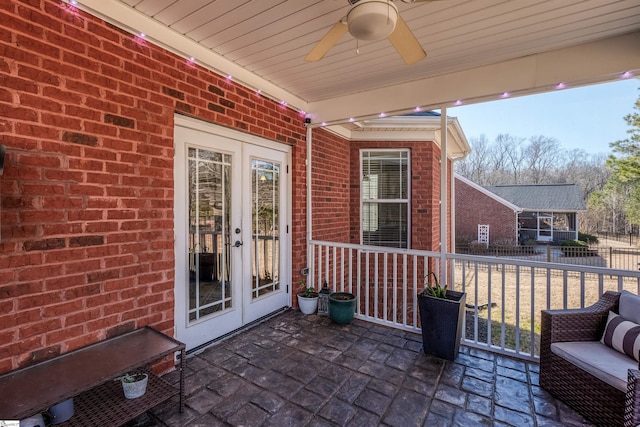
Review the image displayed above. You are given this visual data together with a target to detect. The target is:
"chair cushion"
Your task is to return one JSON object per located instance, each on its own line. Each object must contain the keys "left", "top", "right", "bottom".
{"left": 600, "top": 311, "right": 640, "bottom": 362}
{"left": 619, "top": 290, "right": 640, "bottom": 324}
{"left": 551, "top": 341, "right": 636, "bottom": 392}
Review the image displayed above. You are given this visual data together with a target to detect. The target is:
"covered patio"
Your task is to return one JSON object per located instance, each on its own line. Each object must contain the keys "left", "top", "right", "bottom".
{"left": 1, "top": 1, "right": 639, "bottom": 426}
{"left": 147, "top": 310, "right": 591, "bottom": 427}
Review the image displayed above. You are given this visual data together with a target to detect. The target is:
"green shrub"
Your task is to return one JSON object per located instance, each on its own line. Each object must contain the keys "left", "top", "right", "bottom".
{"left": 560, "top": 239, "right": 588, "bottom": 248}
{"left": 578, "top": 232, "right": 599, "bottom": 244}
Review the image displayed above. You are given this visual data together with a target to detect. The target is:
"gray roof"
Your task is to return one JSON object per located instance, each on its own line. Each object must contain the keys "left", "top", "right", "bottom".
{"left": 484, "top": 184, "right": 586, "bottom": 211}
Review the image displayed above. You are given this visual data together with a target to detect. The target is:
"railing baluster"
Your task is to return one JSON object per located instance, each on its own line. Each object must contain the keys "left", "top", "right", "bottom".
{"left": 332, "top": 245, "right": 337, "bottom": 291}
{"left": 325, "top": 245, "right": 330, "bottom": 289}
{"left": 413, "top": 255, "right": 418, "bottom": 329}
{"left": 515, "top": 265, "right": 520, "bottom": 354}
{"left": 340, "top": 247, "right": 345, "bottom": 292}
{"left": 501, "top": 264, "right": 506, "bottom": 350}
{"left": 365, "top": 251, "right": 370, "bottom": 318}
{"left": 473, "top": 261, "right": 479, "bottom": 344}
{"left": 317, "top": 245, "right": 323, "bottom": 290}
{"left": 530, "top": 267, "right": 535, "bottom": 359}
{"left": 487, "top": 263, "right": 492, "bottom": 349}
{"left": 373, "top": 252, "right": 388, "bottom": 320}
{"left": 402, "top": 253, "right": 408, "bottom": 327}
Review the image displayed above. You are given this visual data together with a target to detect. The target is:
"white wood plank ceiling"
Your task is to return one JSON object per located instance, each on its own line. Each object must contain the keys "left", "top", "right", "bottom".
{"left": 78, "top": 0, "right": 640, "bottom": 124}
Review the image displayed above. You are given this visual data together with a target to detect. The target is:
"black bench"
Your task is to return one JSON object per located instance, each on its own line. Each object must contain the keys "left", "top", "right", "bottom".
{"left": 0, "top": 327, "right": 185, "bottom": 426}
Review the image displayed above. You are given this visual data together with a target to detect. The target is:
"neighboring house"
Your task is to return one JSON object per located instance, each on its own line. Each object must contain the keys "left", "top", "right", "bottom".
{"left": 455, "top": 174, "right": 586, "bottom": 245}
{"left": 455, "top": 175, "right": 521, "bottom": 244}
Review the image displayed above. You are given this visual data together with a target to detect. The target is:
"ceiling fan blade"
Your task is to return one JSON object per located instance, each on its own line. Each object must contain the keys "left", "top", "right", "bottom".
{"left": 305, "top": 21, "right": 348, "bottom": 62}
{"left": 388, "top": 15, "right": 427, "bottom": 65}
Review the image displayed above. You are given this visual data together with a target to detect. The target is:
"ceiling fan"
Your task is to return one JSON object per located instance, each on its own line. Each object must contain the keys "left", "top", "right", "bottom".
{"left": 305, "top": 0, "right": 439, "bottom": 65}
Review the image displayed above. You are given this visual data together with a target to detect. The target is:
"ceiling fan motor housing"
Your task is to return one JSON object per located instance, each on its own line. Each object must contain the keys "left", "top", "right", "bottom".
{"left": 347, "top": 0, "right": 399, "bottom": 41}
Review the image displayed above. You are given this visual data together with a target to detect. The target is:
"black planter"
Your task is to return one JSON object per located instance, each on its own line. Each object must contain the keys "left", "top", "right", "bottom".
{"left": 417, "top": 290, "right": 466, "bottom": 361}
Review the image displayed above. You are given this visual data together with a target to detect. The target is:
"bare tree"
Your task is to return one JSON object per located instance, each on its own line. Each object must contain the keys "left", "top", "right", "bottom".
{"left": 522, "top": 136, "right": 562, "bottom": 184}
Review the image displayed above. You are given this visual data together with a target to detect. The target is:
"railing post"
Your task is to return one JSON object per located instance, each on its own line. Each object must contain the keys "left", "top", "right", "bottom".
{"left": 610, "top": 246, "right": 613, "bottom": 268}
{"left": 546, "top": 244, "right": 551, "bottom": 262}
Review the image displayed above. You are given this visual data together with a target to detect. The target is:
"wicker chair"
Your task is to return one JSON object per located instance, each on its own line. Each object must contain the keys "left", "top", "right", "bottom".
{"left": 540, "top": 291, "right": 640, "bottom": 426}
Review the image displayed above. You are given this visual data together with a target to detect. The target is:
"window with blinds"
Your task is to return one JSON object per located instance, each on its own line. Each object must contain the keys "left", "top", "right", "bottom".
{"left": 361, "top": 150, "right": 409, "bottom": 248}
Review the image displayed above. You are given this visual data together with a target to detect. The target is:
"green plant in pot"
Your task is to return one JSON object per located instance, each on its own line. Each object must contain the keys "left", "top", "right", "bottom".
{"left": 115, "top": 372, "right": 149, "bottom": 399}
{"left": 418, "top": 272, "right": 466, "bottom": 361}
{"left": 297, "top": 279, "right": 319, "bottom": 315}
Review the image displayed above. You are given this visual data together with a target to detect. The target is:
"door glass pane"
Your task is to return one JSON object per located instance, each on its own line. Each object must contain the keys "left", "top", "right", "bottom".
{"left": 188, "top": 147, "right": 232, "bottom": 323}
{"left": 252, "top": 159, "right": 280, "bottom": 299}
{"left": 538, "top": 214, "right": 553, "bottom": 238}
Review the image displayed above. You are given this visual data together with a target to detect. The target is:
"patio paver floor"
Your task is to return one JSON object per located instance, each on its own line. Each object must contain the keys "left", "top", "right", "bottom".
{"left": 138, "top": 310, "right": 594, "bottom": 426}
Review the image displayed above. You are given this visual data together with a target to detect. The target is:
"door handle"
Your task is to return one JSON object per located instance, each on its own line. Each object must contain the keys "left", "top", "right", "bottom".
{"left": 233, "top": 241, "right": 243, "bottom": 247}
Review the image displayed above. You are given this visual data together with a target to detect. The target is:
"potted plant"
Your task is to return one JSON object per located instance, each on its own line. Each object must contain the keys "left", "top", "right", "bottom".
{"left": 417, "top": 272, "right": 466, "bottom": 361}
{"left": 115, "top": 372, "right": 149, "bottom": 399}
{"left": 297, "top": 279, "right": 319, "bottom": 315}
{"left": 328, "top": 292, "right": 356, "bottom": 325}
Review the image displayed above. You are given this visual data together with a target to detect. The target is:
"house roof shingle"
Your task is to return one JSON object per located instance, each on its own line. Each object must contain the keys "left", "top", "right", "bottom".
{"left": 483, "top": 184, "right": 586, "bottom": 212}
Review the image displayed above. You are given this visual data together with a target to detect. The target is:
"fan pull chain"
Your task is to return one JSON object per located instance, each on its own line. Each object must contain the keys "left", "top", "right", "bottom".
{"left": 356, "top": 39, "right": 360, "bottom": 55}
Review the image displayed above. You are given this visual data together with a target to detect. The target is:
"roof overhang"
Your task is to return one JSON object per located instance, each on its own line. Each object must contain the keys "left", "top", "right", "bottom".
{"left": 323, "top": 114, "right": 471, "bottom": 159}
{"left": 62, "top": 0, "right": 640, "bottom": 128}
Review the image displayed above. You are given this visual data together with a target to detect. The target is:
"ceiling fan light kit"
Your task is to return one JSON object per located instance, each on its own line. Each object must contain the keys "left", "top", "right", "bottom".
{"left": 347, "top": 0, "right": 398, "bottom": 41}
{"left": 305, "top": 0, "right": 431, "bottom": 64}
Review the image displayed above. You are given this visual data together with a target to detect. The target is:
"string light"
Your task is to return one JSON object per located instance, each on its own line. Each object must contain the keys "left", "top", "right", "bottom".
{"left": 500, "top": 92, "right": 510, "bottom": 98}
{"left": 621, "top": 71, "right": 634, "bottom": 79}
{"left": 454, "top": 100, "right": 462, "bottom": 106}
{"left": 555, "top": 82, "right": 566, "bottom": 89}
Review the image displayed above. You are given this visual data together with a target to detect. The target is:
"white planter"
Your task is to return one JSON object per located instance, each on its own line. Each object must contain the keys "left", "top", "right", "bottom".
{"left": 297, "top": 294, "right": 318, "bottom": 315}
{"left": 121, "top": 374, "right": 148, "bottom": 399}
{"left": 49, "top": 398, "right": 74, "bottom": 424}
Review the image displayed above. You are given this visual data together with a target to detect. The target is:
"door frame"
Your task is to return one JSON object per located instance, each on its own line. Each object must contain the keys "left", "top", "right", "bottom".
{"left": 173, "top": 114, "right": 292, "bottom": 348}
{"left": 537, "top": 213, "right": 553, "bottom": 242}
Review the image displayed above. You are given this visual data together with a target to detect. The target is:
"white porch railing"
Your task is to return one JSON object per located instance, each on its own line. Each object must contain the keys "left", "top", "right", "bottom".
{"left": 309, "top": 240, "right": 640, "bottom": 361}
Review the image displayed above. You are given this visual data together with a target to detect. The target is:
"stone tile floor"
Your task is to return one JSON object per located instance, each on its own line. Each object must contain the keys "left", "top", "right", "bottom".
{"left": 139, "top": 310, "right": 594, "bottom": 426}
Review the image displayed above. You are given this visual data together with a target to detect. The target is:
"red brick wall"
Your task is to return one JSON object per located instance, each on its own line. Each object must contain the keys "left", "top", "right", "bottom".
{"left": 311, "top": 129, "right": 351, "bottom": 243}
{"left": 455, "top": 177, "right": 517, "bottom": 243}
{"left": 0, "top": 0, "right": 306, "bottom": 373}
{"left": 349, "top": 141, "right": 450, "bottom": 251}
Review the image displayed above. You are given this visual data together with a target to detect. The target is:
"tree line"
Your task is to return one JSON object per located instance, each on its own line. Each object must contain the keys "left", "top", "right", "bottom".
{"left": 455, "top": 87, "right": 640, "bottom": 236}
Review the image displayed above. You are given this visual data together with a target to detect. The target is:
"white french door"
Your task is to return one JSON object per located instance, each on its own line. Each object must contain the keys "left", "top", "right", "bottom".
{"left": 174, "top": 117, "right": 290, "bottom": 350}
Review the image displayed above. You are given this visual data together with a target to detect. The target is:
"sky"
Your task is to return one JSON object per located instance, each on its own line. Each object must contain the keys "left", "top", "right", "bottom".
{"left": 449, "top": 78, "right": 640, "bottom": 155}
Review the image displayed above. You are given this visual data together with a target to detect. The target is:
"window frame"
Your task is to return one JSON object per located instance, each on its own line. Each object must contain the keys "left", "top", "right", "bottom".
{"left": 359, "top": 148, "right": 411, "bottom": 249}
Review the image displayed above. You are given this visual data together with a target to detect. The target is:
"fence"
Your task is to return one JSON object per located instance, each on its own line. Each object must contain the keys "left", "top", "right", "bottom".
{"left": 456, "top": 243, "right": 640, "bottom": 271}
{"left": 596, "top": 231, "right": 639, "bottom": 246}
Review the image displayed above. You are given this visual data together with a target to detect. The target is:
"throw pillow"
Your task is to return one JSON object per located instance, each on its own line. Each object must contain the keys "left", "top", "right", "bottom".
{"left": 619, "top": 290, "right": 640, "bottom": 324}
{"left": 601, "top": 311, "right": 640, "bottom": 362}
